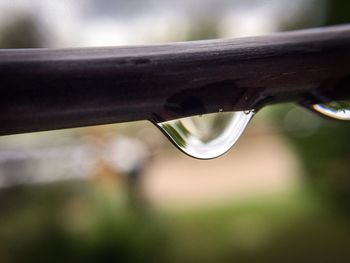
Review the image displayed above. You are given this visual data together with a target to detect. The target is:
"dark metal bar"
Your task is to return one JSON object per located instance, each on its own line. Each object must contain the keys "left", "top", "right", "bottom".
{"left": 1, "top": 24, "right": 350, "bottom": 135}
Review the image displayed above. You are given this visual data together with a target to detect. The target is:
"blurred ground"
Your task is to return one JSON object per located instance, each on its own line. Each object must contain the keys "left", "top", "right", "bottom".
{"left": 143, "top": 119, "right": 300, "bottom": 208}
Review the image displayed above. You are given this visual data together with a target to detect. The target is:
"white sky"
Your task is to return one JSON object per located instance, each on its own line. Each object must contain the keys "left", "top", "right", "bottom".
{"left": 0, "top": 0, "right": 326, "bottom": 47}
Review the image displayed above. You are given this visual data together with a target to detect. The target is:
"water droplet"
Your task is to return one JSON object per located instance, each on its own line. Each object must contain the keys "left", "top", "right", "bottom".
{"left": 154, "top": 111, "right": 254, "bottom": 159}
{"left": 309, "top": 101, "right": 350, "bottom": 120}
{"left": 244, "top": 109, "right": 255, "bottom": 115}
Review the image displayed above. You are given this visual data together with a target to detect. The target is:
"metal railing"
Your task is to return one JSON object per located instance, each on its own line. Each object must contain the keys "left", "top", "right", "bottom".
{"left": 0, "top": 24, "right": 350, "bottom": 135}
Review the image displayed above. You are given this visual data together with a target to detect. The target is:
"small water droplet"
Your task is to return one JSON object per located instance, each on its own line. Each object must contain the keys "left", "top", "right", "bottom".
{"left": 309, "top": 101, "right": 350, "bottom": 120}
{"left": 244, "top": 109, "right": 254, "bottom": 115}
{"left": 154, "top": 111, "right": 254, "bottom": 159}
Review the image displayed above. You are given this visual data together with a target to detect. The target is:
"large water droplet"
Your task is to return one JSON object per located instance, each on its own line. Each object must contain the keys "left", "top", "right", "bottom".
{"left": 155, "top": 111, "right": 254, "bottom": 159}
{"left": 310, "top": 101, "right": 350, "bottom": 120}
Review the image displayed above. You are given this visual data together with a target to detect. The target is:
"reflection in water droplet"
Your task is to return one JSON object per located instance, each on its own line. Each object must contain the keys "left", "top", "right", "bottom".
{"left": 310, "top": 101, "right": 350, "bottom": 120}
{"left": 155, "top": 111, "right": 254, "bottom": 159}
{"left": 244, "top": 109, "right": 255, "bottom": 115}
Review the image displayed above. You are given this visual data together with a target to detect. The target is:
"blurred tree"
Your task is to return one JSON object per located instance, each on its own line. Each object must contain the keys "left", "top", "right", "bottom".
{"left": 186, "top": 16, "right": 219, "bottom": 41}
{"left": 280, "top": 0, "right": 327, "bottom": 30}
{"left": 0, "top": 15, "right": 45, "bottom": 48}
{"left": 325, "top": 0, "right": 350, "bottom": 25}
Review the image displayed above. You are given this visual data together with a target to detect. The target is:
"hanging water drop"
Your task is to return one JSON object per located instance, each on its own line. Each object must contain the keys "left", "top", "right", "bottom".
{"left": 154, "top": 111, "right": 254, "bottom": 159}
{"left": 309, "top": 101, "right": 350, "bottom": 120}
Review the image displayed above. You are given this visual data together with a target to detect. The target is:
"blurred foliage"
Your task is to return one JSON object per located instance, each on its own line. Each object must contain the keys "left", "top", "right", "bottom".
{"left": 0, "top": 182, "right": 167, "bottom": 263}
{"left": 271, "top": 104, "right": 350, "bottom": 211}
{"left": 0, "top": 183, "right": 350, "bottom": 263}
{"left": 0, "top": 15, "right": 45, "bottom": 48}
{"left": 186, "top": 16, "right": 219, "bottom": 41}
{"left": 325, "top": 0, "right": 350, "bottom": 25}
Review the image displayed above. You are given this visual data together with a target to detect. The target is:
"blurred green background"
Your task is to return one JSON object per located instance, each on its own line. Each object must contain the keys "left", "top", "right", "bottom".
{"left": 0, "top": 0, "right": 349, "bottom": 262}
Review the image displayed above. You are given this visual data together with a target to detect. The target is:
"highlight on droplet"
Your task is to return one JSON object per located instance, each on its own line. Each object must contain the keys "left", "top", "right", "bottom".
{"left": 154, "top": 111, "right": 255, "bottom": 159}
{"left": 310, "top": 101, "right": 350, "bottom": 120}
